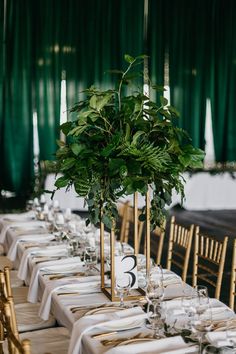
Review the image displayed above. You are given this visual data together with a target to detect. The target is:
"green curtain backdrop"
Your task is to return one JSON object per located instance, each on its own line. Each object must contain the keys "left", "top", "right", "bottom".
{"left": 156, "top": 0, "right": 212, "bottom": 149}
{"left": 2, "top": 0, "right": 236, "bottom": 196}
{"left": 0, "top": 0, "right": 34, "bottom": 195}
{"left": 62, "top": 0, "right": 144, "bottom": 112}
{"left": 0, "top": 0, "right": 4, "bottom": 148}
{"left": 210, "top": 0, "right": 236, "bottom": 162}
{"left": 148, "top": 0, "right": 165, "bottom": 102}
{"left": 33, "top": 0, "right": 64, "bottom": 161}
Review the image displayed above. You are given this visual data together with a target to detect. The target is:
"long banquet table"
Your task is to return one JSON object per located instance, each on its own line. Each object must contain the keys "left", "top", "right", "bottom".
{"left": 0, "top": 211, "right": 236, "bottom": 354}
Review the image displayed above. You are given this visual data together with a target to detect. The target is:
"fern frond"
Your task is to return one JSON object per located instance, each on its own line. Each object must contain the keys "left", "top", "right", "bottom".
{"left": 119, "top": 141, "right": 171, "bottom": 172}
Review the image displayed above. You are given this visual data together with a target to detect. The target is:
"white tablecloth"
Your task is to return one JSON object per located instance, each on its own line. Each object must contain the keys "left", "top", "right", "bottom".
{"left": 45, "top": 172, "right": 236, "bottom": 211}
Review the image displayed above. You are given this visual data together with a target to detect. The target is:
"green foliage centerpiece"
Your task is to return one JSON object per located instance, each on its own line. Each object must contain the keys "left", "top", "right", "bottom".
{"left": 51, "top": 54, "right": 204, "bottom": 300}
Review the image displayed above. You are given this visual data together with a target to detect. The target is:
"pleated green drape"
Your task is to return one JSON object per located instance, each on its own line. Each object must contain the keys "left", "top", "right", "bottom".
{"left": 0, "top": 0, "right": 34, "bottom": 195}
{"left": 157, "top": 0, "right": 212, "bottom": 149}
{"left": 148, "top": 0, "right": 165, "bottom": 102}
{"left": 0, "top": 0, "right": 144, "bottom": 195}
{"left": 3, "top": 0, "right": 236, "bottom": 197}
{"left": 63, "top": 0, "right": 144, "bottom": 111}
{"left": 210, "top": 0, "right": 236, "bottom": 162}
{"left": 33, "top": 0, "right": 64, "bottom": 161}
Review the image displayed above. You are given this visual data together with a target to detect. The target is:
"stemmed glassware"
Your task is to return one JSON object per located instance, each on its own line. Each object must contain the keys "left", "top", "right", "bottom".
{"left": 115, "top": 276, "right": 131, "bottom": 307}
{"left": 53, "top": 212, "right": 65, "bottom": 242}
{"left": 226, "top": 312, "right": 236, "bottom": 350}
{"left": 84, "top": 246, "right": 98, "bottom": 274}
{"left": 147, "top": 300, "right": 165, "bottom": 338}
{"left": 146, "top": 265, "right": 164, "bottom": 303}
{"left": 191, "top": 286, "right": 213, "bottom": 354}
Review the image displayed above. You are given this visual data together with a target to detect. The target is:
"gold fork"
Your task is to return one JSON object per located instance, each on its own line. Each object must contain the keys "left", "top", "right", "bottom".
{"left": 101, "top": 333, "right": 152, "bottom": 346}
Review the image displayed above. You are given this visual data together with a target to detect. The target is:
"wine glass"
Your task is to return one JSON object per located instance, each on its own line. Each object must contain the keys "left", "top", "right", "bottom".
{"left": 147, "top": 300, "right": 165, "bottom": 338}
{"left": 146, "top": 266, "right": 164, "bottom": 304}
{"left": 53, "top": 212, "right": 65, "bottom": 241}
{"left": 115, "top": 275, "right": 131, "bottom": 307}
{"left": 191, "top": 303, "right": 213, "bottom": 354}
{"left": 226, "top": 312, "right": 236, "bottom": 349}
{"left": 84, "top": 246, "right": 98, "bottom": 274}
{"left": 181, "top": 284, "right": 197, "bottom": 331}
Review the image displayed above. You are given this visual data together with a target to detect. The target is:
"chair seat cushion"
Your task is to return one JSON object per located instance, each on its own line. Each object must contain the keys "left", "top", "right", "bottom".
{"left": 15, "top": 303, "right": 56, "bottom": 332}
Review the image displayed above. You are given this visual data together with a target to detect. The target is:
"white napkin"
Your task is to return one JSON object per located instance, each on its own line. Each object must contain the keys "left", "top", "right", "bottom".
{"left": 1, "top": 211, "right": 35, "bottom": 222}
{"left": 104, "top": 336, "right": 198, "bottom": 354}
{"left": 163, "top": 274, "right": 181, "bottom": 287}
{"left": 206, "top": 331, "right": 236, "bottom": 348}
{"left": 209, "top": 306, "right": 236, "bottom": 322}
{"left": 68, "top": 307, "right": 147, "bottom": 354}
{"left": 39, "top": 276, "right": 100, "bottom": 320}
{"left": 27, "top": 256, "right": 82, "bottom": 303}
{"left": 7, "top": 233, "right": 54, "bottom": 261}
{"left": 17, "top": 244, "right": 68, "bottom": 281}
{"left": 0, "top": 220, "right": 44, "bottom": 243}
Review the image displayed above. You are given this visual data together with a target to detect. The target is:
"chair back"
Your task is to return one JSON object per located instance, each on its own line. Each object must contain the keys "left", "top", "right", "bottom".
{"left": 229, "top": 238, "right": 236, "bottom": 310}
{"left": 153, "top": 219, "right": 166, "bottom": 265}
{"left": 166, "top": 216, "right": 194, "bottom": 282}
{"left": 119, "top": 202, "right": 144, "bottom": 249}
{"left": 193, "top": 226, "right": 228, "bottom": 300}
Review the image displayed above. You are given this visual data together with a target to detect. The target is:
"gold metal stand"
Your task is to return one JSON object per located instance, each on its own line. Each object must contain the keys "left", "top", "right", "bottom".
{"left": 100, "top": 190, "right": 150, "bottom": 301}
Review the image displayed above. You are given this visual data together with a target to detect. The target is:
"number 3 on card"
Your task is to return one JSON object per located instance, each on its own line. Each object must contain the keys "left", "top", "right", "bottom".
{"left": 114, "top": 255, "right": 138, "bottom": 289}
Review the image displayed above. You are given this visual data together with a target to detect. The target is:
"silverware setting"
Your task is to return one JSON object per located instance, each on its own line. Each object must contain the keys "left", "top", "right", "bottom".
{"left": 101, "top": 333, "right": 152, "bottom": 346}
{"left": 46, "top": 272, "right": 85, "bottom": 280}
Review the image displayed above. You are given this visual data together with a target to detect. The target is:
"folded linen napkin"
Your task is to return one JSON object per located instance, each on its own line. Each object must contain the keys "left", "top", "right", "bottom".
{"left": 206, "top": 306, "right": 236, "bottom": 322}
{"left": 17, "top": 244, "right": 68, "bottom": 281}
{"left": 7, "top": 233, "right": 54, "bottom": 261}
{"left": 162, "top": 274, "right": 182, "bottom": 287}
{"left": 206, "top": 331, "right": 236, "bottom": 348}
{"left": 0, "top": 220, "right": 43, "bottom": 243}
{"left": 1, "top": 211, "right": 35, "bottom": 222}
{"left": 39, "top": 276, "right": 101, "bottom": 320}
{"left": 104, "top": 336, "right": 198, "bottom": 354}
{"left": 68, "top": 307, "right": 147, "bottom": 354}
{"left": 27, "top": 256, "right": 82, "bottom": 303}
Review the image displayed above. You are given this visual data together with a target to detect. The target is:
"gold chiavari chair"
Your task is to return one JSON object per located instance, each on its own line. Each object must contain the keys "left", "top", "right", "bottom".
{"left": 229, "top": 238, "right": 236, "bottom": 311}
{"left": 1, "top": 300, "right": 31, "bottom": 354}
{"left": 1, "top": 267, "right": 56, "bottom": 333}
{"left": 141, "top": 219, "right": 166, "bottom": 265}
{"left": 0, "top": 271, "right": 70, "bottom": 354}
{"left": 119, "top": 202, "right": 144, "bottom": 249}
{"left": 166, "top": 216, "right": 194, "bottom": 282}
{"left": 193, "top": 226, "right": 228, "bottom": 300}
{"left": 0, "top": 271, "right": 31, "bottom": 354}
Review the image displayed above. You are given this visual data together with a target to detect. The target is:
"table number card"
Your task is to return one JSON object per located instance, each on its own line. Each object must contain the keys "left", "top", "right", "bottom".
{"left": 114, "top": 254, "right": 138, "bottom": 289}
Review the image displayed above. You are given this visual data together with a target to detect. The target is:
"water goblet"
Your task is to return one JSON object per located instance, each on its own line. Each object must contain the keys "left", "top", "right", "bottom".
{"left": 226, "top": 312, "right": 236, "bottom": 349}
{"left": 84, "top": 246, "right": 98, "bottom": 274}
{"left": 191, "top": 303, "right": 213, "bottom": 354}
{"left": 115, "top": 276, "right": 131, "bottom": 307}
{"left": 147, "top": 300, "right": 165, "bottom": 338}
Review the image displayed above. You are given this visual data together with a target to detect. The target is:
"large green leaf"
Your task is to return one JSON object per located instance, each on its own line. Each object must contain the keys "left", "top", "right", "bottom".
{"left": 60, "top": 157, "right": 76, "bottom": 170}
{"left": 108, "top": 158, "right": 126, "bottom": 176}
